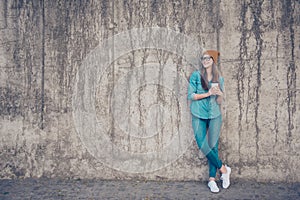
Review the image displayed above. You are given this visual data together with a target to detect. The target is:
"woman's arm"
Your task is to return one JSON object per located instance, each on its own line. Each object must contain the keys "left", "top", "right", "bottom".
{"left": 187, "top": 72, "right": 199, "bottom": 100}
{"left": 193, "top": 92, "right": 211, "bottom": 100}
{"left": 216, "top": 90, "right": 223, "bottom": 104}
{"left": 194, "top": 86, "right": 223, "bottom": 100}
{"left": 188, "top": 71, "right": 215, "bottom": 100}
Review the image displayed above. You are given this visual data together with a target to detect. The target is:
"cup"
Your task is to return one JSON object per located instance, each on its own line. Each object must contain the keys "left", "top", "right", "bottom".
{"left": 211, "top": 83, "right": 218, "bottom": 88}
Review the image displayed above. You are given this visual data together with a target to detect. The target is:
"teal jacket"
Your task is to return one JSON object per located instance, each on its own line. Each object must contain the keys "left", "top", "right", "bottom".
{"left": 187, "top": 71, "right": 224, "bottom": 119}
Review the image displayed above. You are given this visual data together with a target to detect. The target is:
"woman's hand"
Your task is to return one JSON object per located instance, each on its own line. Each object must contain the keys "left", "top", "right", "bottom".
{"left": 211, "top": 86, "right": 223, "bottom": 104}
{"left": 209, "top": 86, "right": 223, "bottom": 96}
{"left": 215, "top": 87, "right": 223, "bottom": 96}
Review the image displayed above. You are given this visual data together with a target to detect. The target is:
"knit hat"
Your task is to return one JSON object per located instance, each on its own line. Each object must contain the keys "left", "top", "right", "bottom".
{"left": 203, "top": 50, "right": 220, "bottom": 64}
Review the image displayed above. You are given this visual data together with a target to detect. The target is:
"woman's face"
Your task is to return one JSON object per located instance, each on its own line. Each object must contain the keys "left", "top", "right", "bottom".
{"left": 201, "top": 54, "right": 213, "bottom": 68}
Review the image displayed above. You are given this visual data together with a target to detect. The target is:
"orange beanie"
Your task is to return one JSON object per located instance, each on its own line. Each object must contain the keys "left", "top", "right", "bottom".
{"left": 203, "top": 50, "right": 220, "bottom": 64}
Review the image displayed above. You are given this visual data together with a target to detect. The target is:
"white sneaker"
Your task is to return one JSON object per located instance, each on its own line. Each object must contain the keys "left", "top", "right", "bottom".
{"left": 208, "top": 180, "right": 220, "bottom": 193}
{"left": 220, "top": 165, "right": 231, "bottom": 189}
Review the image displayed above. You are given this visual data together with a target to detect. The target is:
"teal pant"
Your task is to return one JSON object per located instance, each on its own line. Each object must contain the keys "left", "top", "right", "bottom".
{"left": 192, "top": 115, "right": 223, "bottom": 178}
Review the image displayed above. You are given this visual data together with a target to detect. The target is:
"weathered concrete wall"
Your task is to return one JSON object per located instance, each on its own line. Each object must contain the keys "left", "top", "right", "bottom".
{"left": 0, "top": 0, "right": 299, "bottom": 182}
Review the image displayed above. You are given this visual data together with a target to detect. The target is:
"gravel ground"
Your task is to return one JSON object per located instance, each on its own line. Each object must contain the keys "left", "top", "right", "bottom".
{"left": 0, "top": 178, "right": 299, "bottom": 200}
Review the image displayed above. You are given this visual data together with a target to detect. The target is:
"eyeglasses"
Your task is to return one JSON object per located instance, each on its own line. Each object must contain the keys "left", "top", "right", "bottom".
{"left": 201, "top": 56, "right": 212, "bottom": 61}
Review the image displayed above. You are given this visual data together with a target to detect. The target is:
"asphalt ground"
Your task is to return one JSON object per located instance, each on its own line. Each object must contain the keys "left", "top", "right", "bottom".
{"left": 0, "top": 178, "right": 299, "bottom": 200}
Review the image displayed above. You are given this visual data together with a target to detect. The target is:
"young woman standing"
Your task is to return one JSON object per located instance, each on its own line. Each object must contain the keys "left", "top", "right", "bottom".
{"left": 187, "top": 50, "right": 231, "bottom": 193}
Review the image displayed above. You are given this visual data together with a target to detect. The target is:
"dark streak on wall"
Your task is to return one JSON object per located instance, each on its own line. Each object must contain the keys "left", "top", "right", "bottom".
{"left": 40, "top": 0, "right": 45, "bottom": 129}
{"left": 274, "top": 29, "right": 280, "bottom": 150}
{"left": 282, "top": 0, "right": 297, "bottom": 144}
{"left": 0, "top": 87, "right": 22, "bottom": 117}
{"left": 249, "top": 0, "right": 263, "bottom": 176}
{"left": 237, "top": 0, "right": 247, "bottom": 174}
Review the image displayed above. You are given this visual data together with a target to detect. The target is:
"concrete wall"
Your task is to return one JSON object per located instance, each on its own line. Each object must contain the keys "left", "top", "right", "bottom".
{"left": 0, "top": 0, "right": 299, "bottom": 182}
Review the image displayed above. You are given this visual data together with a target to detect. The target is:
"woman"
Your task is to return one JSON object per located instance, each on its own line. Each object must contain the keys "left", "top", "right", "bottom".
{"left": 187, "top": 50, "right": 231, "bottom": 193}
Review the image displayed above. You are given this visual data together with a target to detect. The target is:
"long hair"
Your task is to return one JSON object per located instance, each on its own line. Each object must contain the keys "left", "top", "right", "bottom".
{"left": 200, "top": 62, "right": 220, "bottom": 90}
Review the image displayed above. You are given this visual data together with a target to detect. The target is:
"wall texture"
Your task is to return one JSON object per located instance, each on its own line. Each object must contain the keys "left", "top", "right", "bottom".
{"left": 0, "top": 0, "right": 299, "bottom": 182}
